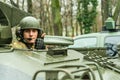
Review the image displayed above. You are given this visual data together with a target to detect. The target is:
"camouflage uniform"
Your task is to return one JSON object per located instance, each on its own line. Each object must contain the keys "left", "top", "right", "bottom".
{"left": 11, "top": 41, "right": 28, "bottom": 49}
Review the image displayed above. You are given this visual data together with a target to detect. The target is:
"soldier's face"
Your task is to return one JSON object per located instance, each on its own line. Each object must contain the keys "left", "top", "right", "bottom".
{"left": 23, "top": 29, "right": 38, "bottom": 44}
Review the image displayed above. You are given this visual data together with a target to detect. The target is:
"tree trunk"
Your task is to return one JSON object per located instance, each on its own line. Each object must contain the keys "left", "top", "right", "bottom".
{"left": 27, "top": 0, "right": 32, "bottom": 13}
{"left": 101, "top": 0, "right": 109, "bottom": 25}
{"left": 113, "top": 0, "right": 120, "bottom": 21}
{"left": 51, "top": 0, "right": 62, "bottom": 36}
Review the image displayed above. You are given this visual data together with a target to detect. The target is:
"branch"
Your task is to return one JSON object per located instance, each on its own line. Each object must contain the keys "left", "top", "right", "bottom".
{"left": 10, "top": 0, "right": 19, "bottom": 8}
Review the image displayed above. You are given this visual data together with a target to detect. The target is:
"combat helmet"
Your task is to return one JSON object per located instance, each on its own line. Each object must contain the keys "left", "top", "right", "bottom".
{"left": 16, "top": 16, "right": 42, "bottom": 41}
{"left": 19, "top": 16, "right": 40, "bottom": 30}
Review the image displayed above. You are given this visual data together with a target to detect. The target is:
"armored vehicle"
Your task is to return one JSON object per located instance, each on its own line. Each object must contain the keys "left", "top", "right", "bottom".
{"left": 1, "top": 1, "right": 120, "bottom": 80}
{"left": 69, "top": 17, "right": 120, "bottom": 49}
{"left": 68, "top": 31, "right": 120, "bottom": 48}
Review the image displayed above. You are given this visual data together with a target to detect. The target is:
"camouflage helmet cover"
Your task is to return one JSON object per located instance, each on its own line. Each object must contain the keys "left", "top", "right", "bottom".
{"left": 19, "top": 16, "right": 40, "bottom": 30}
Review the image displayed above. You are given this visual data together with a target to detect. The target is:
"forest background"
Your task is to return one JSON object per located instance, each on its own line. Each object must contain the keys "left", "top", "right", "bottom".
{"left": 1, "top": 0, "right": 120, "bottom": 37}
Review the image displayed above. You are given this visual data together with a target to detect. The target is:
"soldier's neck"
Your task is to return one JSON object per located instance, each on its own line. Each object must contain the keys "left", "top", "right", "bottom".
{"left": 25, "top": 43, "right": 34, "bottom": 49}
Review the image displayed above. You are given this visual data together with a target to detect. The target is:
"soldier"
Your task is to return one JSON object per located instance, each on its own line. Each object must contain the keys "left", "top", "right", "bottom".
{"left": 12, "top": 16, "right": 45, "bottom": 49}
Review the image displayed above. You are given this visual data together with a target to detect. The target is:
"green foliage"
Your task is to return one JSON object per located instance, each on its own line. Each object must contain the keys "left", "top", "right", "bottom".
{"left": 77, "top": 0, "right": 98, "bottom": 34}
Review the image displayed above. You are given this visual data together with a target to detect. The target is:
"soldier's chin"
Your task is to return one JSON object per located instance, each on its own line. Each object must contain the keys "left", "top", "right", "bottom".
{"left": 27, "top": 40, "right": 35, "bottom": 44}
